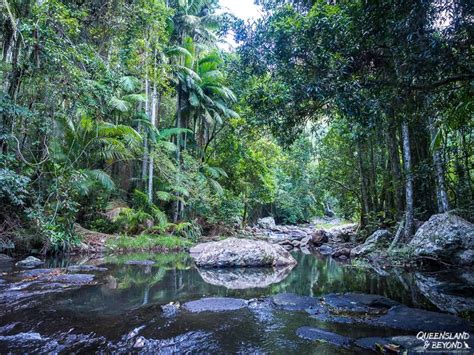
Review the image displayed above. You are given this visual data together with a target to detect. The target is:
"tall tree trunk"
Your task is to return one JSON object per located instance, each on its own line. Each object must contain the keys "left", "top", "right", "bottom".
{"left": 173, "top": 86, "right": 183, "bottom": 223}
{"left": 429, "top": 117, "right": 449, "bottom": 212}
{"left": 357, "top": 141, "right": 369, "bottom": 228}
{"left": 386, "top": 119, "right": 403, "bottom": 215}
{"left": 369, "top": 135, "right": 378, "bottom": 211}
{"left": 147, "top": 81, "right": 157, "bottom": 202}
{"left": 142, "top": 58, "right": 150, "bottom": 185}
{"left": 402, "top": 121, "right": 414, "bottom": 239}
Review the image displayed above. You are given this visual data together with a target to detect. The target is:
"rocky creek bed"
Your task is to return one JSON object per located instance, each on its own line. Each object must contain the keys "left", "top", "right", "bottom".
{"left": 0, "top": 248, "right": 473, "bottom": 353}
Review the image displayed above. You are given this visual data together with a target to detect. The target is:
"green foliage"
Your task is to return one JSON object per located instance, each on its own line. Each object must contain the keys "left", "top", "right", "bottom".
{"left": 106, "top": 234, "right": 193, "bottom": 252}
{"left": 1, "top": 0, "right": 472, "bottom": 255}
{"left": 0, "top": 168, "right": 30, "bottom": 206}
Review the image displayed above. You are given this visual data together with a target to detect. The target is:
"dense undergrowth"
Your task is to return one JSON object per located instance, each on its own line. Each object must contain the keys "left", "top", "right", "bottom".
{"left": 1, "top": 0, "right": 472, "bottom": 255}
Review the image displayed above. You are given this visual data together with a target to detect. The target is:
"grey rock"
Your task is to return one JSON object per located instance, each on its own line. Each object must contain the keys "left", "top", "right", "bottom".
{"left": 371, "top": 305, "right": 471, "bottom": 332}
{"left": 300, "top": 246, "right": 311, "bottom": 254}
{"left": 300, "top": 236, "right": 311, "bottom": 246}
{"left": 409, "top": 213, "right": 474, "bottom": 266}
{"left": 18, "top": 269, "right": 95, "bottom": 285}
{"left": 323, "top": 293, "right": 398, "bottom": 314}
{"left": 198, "top": 265, "right": 294, "bottom": 289}
{"left": 326, "top": 224, "right": 358, "bottom": 242}
{"left": 331, "top": 247, "right": 351, "bottom": 258}
{"left": 0, "top": 254, "right": 14, "bottom": 263}
{"left": 272, "top": 293, "right": 324, "bottom": 313}
{"left": 161, "top": 302, "right": 180, "bottom": 318}
{"left": 183, "top": 297, "right": 247, "bottom": 313}
{"left": 256, "top": 217, "right": 276, "bottom": 229}
{"left": 124, "top": 260, "right": 155, "bottom": 266}
{"left": 67, "top": 265, "right": 107, "bottom": 272}
{"left": 290, "top": 240, "right": 301, "bottom": 247}
{"left": 296, "top": 327, "right": 351, "bottom": 347}
{"left": 311, "top": 230, "right": 329, "bottom": 246}
{"left": 191, "top": 238, "right": 297, "bottom": 268}
{"left": 415, "top": 271, "right": 474, "bottom": 316}
{"left": 318, "top": 245, "right": 334, "bottom": 255}
{"left": 15, "top": 256, "right": 44, "bottom": 268}
{"left": 350, "top": 230, "right": 392, "bottom": 258}
{"left": 287, "top": 230, "right": 308, "bottom": 240}
{"left": 355, "top": 336, "right": 424, "bottom": 352}
{"left": 49, "top": 274, "right": 95, "bottom": 285}
{"left": 20, "top": 268, "right": 60, "bottom": 278}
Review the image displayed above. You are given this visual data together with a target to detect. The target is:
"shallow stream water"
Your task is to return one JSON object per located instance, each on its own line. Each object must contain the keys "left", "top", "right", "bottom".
{"left": 0, "top": 252, "right": 472, "bottom": 353}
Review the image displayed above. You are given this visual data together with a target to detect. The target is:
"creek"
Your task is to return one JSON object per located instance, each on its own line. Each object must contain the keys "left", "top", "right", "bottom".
{"left": 0, "top": 251, "right": 472, "bottom": 353}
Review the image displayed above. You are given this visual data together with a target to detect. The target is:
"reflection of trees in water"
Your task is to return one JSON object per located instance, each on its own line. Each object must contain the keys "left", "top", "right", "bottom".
{"left": 58, "top": 252, "right": 436, "bottom": 313}
{"left": 267, "top": 254, "right": 433, "bottom": 309}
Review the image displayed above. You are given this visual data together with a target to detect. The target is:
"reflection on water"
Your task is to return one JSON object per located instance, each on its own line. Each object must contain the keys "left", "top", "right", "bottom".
{"left": 0, "top": 251, "right": 469, "bottom": 353}
{"left": 197, "top": 264, "right": 295, "bottom": 289}
{"left": 44, "top": 252, "right": 435, "bottom": 314}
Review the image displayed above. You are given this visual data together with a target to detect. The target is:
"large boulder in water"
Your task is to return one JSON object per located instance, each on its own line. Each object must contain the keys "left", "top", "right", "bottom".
{"left": 409, "top": 213, "right": 474, "bottom": 266}
{"left": 190, "top": 238, "right": 297, "bottom": 267}
{"left": 350, "top": 230, "right": 392, "bottom": 258}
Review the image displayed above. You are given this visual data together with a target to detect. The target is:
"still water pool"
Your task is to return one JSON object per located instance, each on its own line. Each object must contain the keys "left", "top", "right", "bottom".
{"left": 0, "top": 252, "right": 472, "bottom": 353}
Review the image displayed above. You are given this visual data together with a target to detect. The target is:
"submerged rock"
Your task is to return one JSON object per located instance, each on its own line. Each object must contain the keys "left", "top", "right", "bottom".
{"left": 323, "top": 293, "right": 398, "bottom": 314}
{"left": 296, "top": 327, "right": 351, "bottom": 347}
{"left": 318, "top": 245, "right": 334, "bottom": 255}
{"left": 409, "top": 213, "right": 474, "bottom": 266}
{"left": 20, "top": 268, "right": 61, "bottom": 278}
{"left": 415, "top": 272, "right": 474, "bottom": 316}
{"left": 124, "top": 260, "right": 155, "bottom": 266}
{"left": 15, "top": 256, "right": 44, "bottom": 268}
{"left": 198, "top": 264, "right": 294, "bottom": 289}
{"left": 371, "top": 305, "right": 471, "bottom": 332}
{"left": 183, "top": 297, "right": 247, "bottom": 313}
{"left": 0, "top": 254, "right": 14, "bottom": 262}
{"left": 116, "top": 331, "right": 216, "bottom": 354}
{"left": 191, "top": 238, "right": 297, "bottom": 267}
{"left": 49, "top": 274, "right": 95, "bottom": 285}
{"left": 355, "top": 336, "right": 424, "bottom": 352}
{"left": 66, "top": 265, "right": 108, "bottom": 272}
{"left": 350, "top": 230, "right": 392, "bottom": 258}
{"left": 272, "top": 293, "right": 324, "bottom": 313}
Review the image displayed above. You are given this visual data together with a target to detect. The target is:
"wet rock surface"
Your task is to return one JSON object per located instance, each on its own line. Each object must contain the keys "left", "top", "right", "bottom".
{"left": 355, "top": 336, "right": 425, "bottom": 352}
{"left": 191, "top": 238, "right": 297, "bottom": 267}
{"left": 66, "top": 265, "right": 108, "bottom": 272}
{"left": 183, "top": 297, "right": 247, "bottom": 313}
{"left": 0, "top": 254, "right": 13, "bottom": 262}
{"left": 323, "top": 293, "right": 398, "bottom": 313}
{"left": 124, "top": 260, "right": 155, "bottom": 266}
{"left": 0, "top": 267, "right": 97, "bottom": 313}
{"left": 15, "top": 256, "right": 44, "bottom": 268}
{"left": 370, "top": 305, "right": 472, "bottom": 332}
{"left": 415, "top": 271, "right": 474, "bottom": 316}
{"left": 272, "top": 293, "right": 324, "bottom": 312}
{"left": 297, "top": 327, "right": 352, "bottom": 347}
